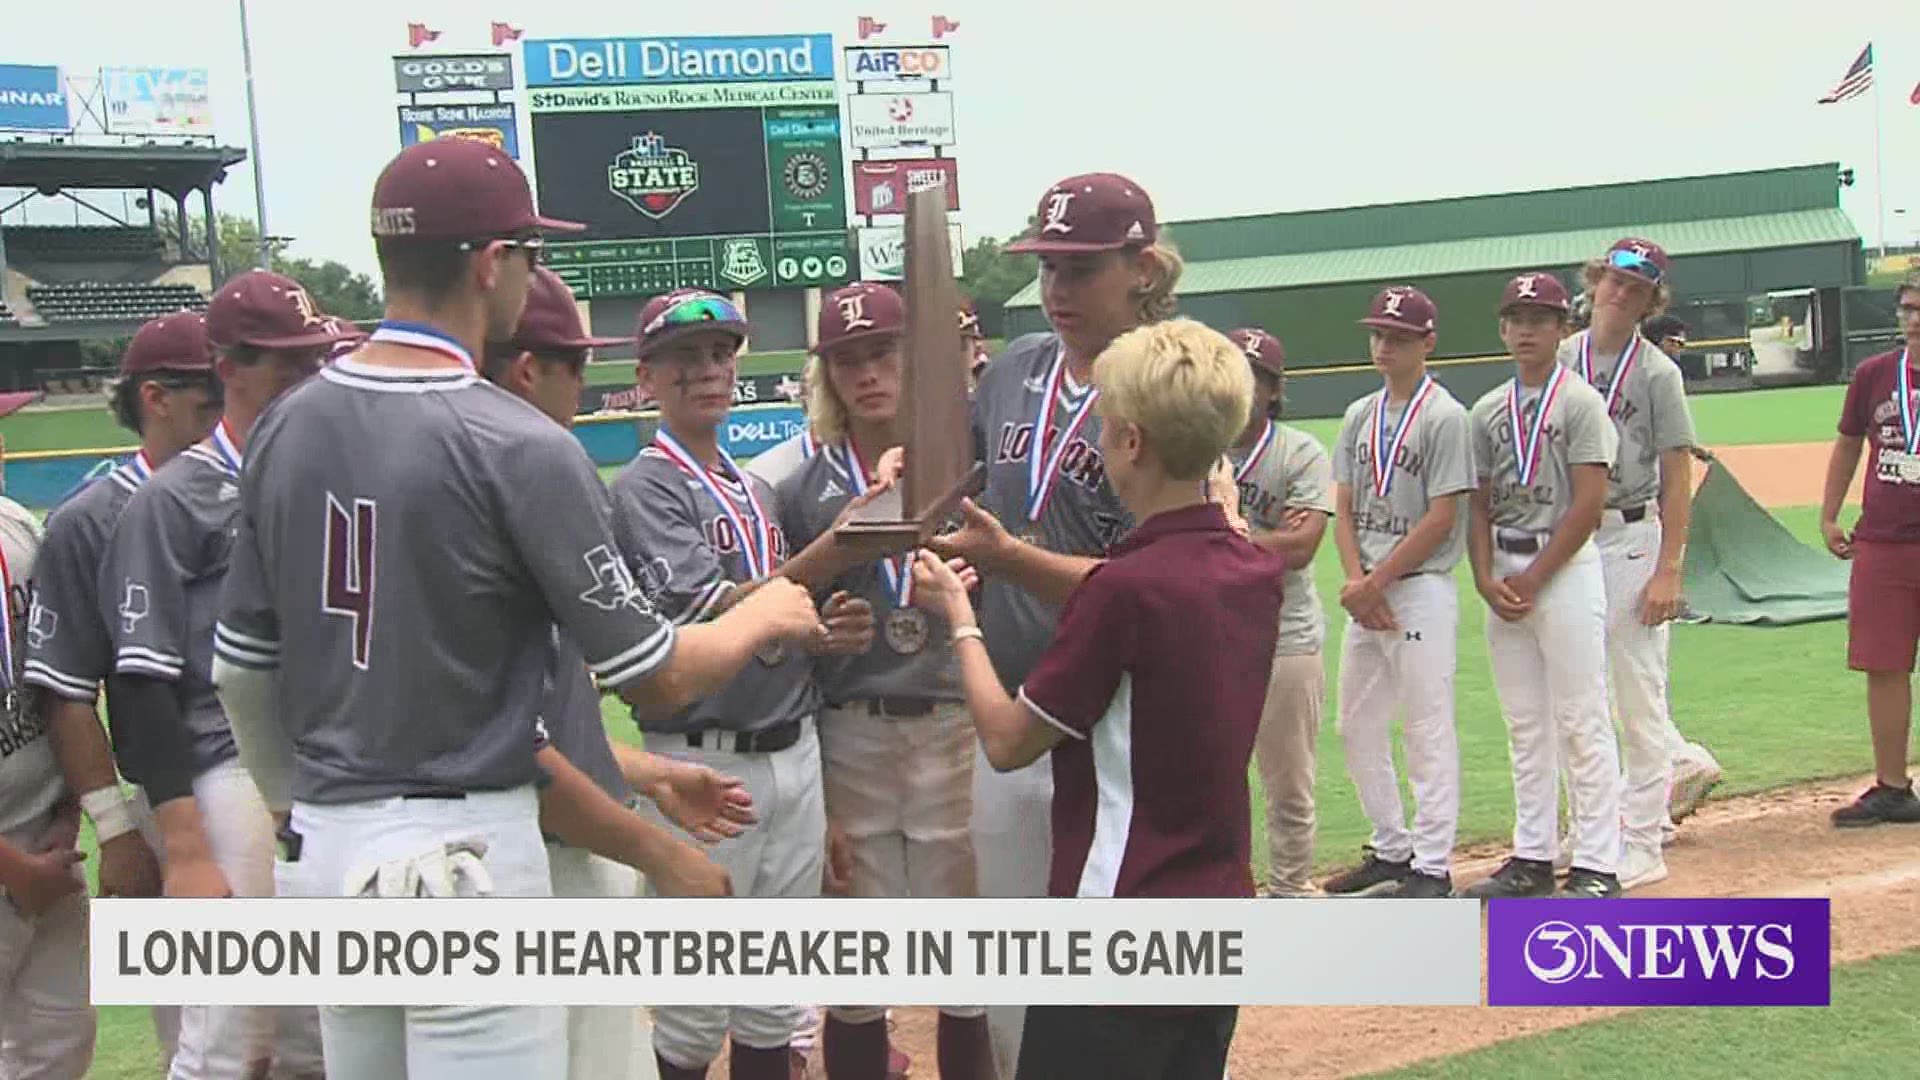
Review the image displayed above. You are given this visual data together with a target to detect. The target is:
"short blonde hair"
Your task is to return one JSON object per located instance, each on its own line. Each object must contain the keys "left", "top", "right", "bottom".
{"left": 1582, "top": 258, "right": 1672, "bottom": 320}
{"left": 1134, "top": 234, "right": 1184, "bottom": 324}
{"left": 1092, "top": 318, "right": 1251, "bottom": 481}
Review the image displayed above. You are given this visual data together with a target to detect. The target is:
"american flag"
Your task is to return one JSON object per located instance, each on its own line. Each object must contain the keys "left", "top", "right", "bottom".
{"left": 1817, "top": 44, "right": 1873, "bottom": 104}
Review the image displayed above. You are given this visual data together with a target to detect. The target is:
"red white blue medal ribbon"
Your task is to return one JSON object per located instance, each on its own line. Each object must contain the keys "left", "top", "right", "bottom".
{"left": 1369, "top": 376, "right": 1434, "bottom": 498}
{"left": 653, "top": 429, "right": 773, "bottom": 579}
{"left": 1026, "top": 346, "right": 1100, "bottom": 523}
{"left": 841, "top": 440, "right": 913, "bottom": 607}
{"left": 124, "top": 449, "right": 155, "bottom": 486}
{"left": 368, "top": 320, "right": 475, "bottom": 372}
{"left": 1508, "top": 366, "right": 1568, "bottom": 487}
{"left": 0, "top": 539, "right": 14, "bottom": 690}
{"left": 209, "top": 418, "right": 243, "bottom": 477}
{"left": 1235, "top": 419, "right": 1277, "bottom": 484}
{"left": 1897, "top": 349, "right": 1917, "bottom": 454}
{"left": 1578, "top": 332, "right": 1640, "bottom": 418}
{"left": 800, "top": 433, "right": 819, "bottom": 460}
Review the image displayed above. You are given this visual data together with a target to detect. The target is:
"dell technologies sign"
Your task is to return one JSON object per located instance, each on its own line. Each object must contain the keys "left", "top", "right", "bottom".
{"left": 526, "top": 35, "right": 834, "bottom": 88}
{"left": 1487, "top": 898, "right": 1829, "bottom": 1007}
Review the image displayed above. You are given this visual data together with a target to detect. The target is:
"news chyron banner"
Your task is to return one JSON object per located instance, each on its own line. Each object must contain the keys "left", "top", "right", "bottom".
{"left": 522, "top": 34, "right": 852, "bottom": 298}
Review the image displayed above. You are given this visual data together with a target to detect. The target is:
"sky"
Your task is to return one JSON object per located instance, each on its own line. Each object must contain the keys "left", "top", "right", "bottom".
{"left": 6, "top": 0, "right": 1920, "bottom": 279}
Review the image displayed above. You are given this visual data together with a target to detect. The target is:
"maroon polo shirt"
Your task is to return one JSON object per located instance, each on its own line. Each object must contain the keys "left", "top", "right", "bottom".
{"left": 1840, "top": 347, "right": 1920, "bottom": 545}
{"left": 1016, "top": 501, "right": 1286, "bottom": 899}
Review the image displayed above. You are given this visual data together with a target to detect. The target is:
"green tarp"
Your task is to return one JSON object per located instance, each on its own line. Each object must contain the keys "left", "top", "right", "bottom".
{"left": 1680, "top": 459, "right": 1848, "bottom": 626}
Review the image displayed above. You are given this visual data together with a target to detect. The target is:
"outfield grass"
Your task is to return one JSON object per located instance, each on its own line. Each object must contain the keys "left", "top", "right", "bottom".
{"left": 1373, "top": 945, "right": 1920, "bottom": 1079}
{"left": 1, "top": 406, "right": 133, "bottom": 453}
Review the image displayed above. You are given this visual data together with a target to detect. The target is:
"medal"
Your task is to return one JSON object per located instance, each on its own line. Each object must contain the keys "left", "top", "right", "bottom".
{"left": 1025, "top": 345, "right": 1100, "bottom": 524}
{"left": 1577, "top": 331, "right": 1640, "bottom": 418}
{"left": 1235, "top": 419, "right": 1277, "bottom": 485}
{"left": 1508, "top": 366, "right": 1568, "bottom": 487}
{"left": 1368, "top": 376, "right": 1435, "bottom": 498}
{"left": 1895, "top": 348, "right": 1917, "bottom": 455}
{"left": 369, "top": 319, "right": 476, "bottom": 372}
{"left": 652, "top": 429, "right": 774, "bottom": 579}
{"left": 884, "top": 608, "right": 929, "bottom": 655}
{"left": 841, "top": 439, "right": 915, "bottom": 612}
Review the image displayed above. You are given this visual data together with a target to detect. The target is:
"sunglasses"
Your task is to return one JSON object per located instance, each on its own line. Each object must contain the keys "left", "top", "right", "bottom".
{"left": 458, "top": 234, "right": 547, "bottom": 264}
{"left": 1606, "top": 248, "right": 1663, "bottom": 283}
{"left": 642, "top": 294, "right": 745, "bottom": 338}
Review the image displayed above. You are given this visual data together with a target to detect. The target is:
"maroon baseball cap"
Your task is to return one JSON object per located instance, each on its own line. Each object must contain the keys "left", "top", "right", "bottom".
{"left": 1227, "top": 328, "right": 1286, "bottom": 377}
{"left": 1498, "top": 271, "right": 1572, "bottom": 315}
{"left": 121, "top": 311, "right": 214, "bottom": 376}
{"left": 1359, "top": 285, "right": 1438, "bottom": 335}
{"left": 370, "top": 139, "right": 583, "bottom": 240}
{"left": 1602, "top": 237, "right": 1669, "bottom": 285}
{"left": 1005, "top": 173, "right": 1158, "bottom": 254}
{"left": 636, "top": 288, "right": 748, "bottom": 359}
{"left": 815, "top": 282, "right": 905, "bottom": 354}
{"left": 206, "top": 270, "right": 357, "bottom": 350}
{"left": 512, "top": 266, "right": 629, "bottom": 354}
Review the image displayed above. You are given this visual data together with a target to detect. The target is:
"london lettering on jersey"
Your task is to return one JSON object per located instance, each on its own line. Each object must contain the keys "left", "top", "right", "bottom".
{"left": 992, "top": 422, "right": 1107, "bottom": 495}
{"left": 1347, "top": 437, "right": 1427, "bottom": 479}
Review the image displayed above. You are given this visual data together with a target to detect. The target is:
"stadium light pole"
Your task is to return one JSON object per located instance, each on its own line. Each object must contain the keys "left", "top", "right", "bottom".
{"left": 238, "top": 0, "right": 273, "bottom": 272}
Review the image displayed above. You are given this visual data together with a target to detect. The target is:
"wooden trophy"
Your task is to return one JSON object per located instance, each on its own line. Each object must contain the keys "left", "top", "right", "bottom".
{"left": 834, "top": 184, "right": 987, "bottom": 545}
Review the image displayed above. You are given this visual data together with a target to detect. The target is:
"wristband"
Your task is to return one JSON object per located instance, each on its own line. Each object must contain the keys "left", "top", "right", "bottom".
{"left": 951, "top": 625, "right": 984, "bottom": 646}
{"left": 80, "top": 786, "right": 137, "bottom": 844}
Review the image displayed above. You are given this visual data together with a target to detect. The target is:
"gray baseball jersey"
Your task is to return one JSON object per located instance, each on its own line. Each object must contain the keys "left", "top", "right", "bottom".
{"left": 101, "top": 439, "right": 244, "bottom": 779}
{"left": 0, "top": 497, "right": 63, "bottom": 838}
{"left": 1331, "top": 381, "right": 1476, "bottom": 575}
{"left": 609, "top": 444, "right": 817, "bottom": 735}
{"left": 744, "top": 430, "right": 817, "bottom": 489}
{"left": 540, "top": 630, "right": 630, "bottom": 803}
{"left": 775, "top": 443, "right": 959, "bottom": 705}
{"left": 970, "top": 333, "right": 1132, "bottom": 690}
{"left": 1229, "top": 422, "right": 1334, "bottom": 656}
{"left": 214, "top": 358, "right": 677, "bottom": 805}
{"left": 23, "top": 458, "right": 148, "bottom": 703}
{"left": 1557, "top": 331, "right": 1697, "bottom": 510}
{"left": 1471, "top": 371, "right": 1619, "bottom": 532}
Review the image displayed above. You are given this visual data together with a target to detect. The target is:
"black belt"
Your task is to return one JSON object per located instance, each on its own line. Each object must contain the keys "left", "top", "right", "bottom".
{"left": 1360, "top": 569, "right": 1427, "bottom": 581}
{"left": 1496, "top": 534, "right": 1541, "bottom": 555}
{"left": 681, "top": 718, "right": 804, "bottom": 755}
{"left": 401, "top": 791, "right": 467, "bottom": 801}
{"left": 862, "top": 697, "right": 938, "bottom": 719}
{"left": 1615, "top": 504, "right": 1649, "bottom": 523}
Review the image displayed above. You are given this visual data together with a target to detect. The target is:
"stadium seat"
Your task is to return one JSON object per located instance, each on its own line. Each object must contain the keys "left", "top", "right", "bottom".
{"left": 4, "top": 226, "right": 165, "bottom": 262}
{"left": 25, "top": 282, "right": 207, "bottom": 324}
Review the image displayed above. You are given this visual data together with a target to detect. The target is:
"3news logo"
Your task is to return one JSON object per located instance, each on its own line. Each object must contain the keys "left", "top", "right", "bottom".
{"left": 1487, "top": 898, "right": 1830, "bottom": 1006}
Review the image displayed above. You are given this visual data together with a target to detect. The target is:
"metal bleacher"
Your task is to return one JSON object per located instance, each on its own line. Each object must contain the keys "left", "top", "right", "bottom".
{"left": 5, "top": 225, "right": 165, "bottom": 262}
{"left": 25, "top": 281, "right": 206, "bottom": 324}
{"left": 0, "top": 301, "right": 16, "bottom": 329}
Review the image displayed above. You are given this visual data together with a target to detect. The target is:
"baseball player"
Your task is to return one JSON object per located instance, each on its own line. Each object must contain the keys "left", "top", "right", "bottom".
{"left": 1819, "top": 271, "right": 1920, "bottom": 827}
{"left": 1556, "top": 238, "right": 1715, "bottom": 888}
{"left": 211, "top": 141, "right": 821, "bottom": 1079}
{"left": 1464, "top": 271, "right": 1624, "bottom": 900}
{"left": 923, "top": 172, "right": 1181, "bottom": 1077}
{"left": 0, "top": 493, "right": 95, "bottom": 1077}
{"left": 1218, "top": 328, "right": 1334, "bottom": 898}
{"left": 610, "top": 287, "right": 878, "bottom": 1080}
{"left": 775, "top": 282, "right": 994, "bottom": 1080}
{"left": 26, "top": 312, "right": 220, "bottom": 1064}
{"left": 744, "top": 426, "right": 820, "bottom": 491}
{"left": 1322, "top": 286, "right": 1474, "bottom": 899}
{"left": 100, "top": 270, "right": 344, "bottom": 1079}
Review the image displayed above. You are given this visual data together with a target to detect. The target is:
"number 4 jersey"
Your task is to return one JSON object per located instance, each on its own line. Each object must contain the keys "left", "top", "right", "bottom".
{"left": 215, "top": 356, "right": 679, "bottom": 805}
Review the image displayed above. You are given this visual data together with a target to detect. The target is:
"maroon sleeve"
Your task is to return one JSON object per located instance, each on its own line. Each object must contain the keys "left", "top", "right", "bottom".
{"left": 1839, "top": 356, "right": 1876, "bottom": 438}
{"left": 1016, "top": 567, "right": 1137, "bottom": 740}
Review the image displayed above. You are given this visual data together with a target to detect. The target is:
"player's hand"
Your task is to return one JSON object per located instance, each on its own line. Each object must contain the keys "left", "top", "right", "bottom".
{"left": 1477, "top": 575, "right": 1532, "bottom": 623}
{"left": 1505, "top": 570, "right": 1545, "bottom": 604}
{"left": 944, "top": 556, "right": 982, "bottom": 594}
{"left": 925, "top": 499, "right": 1016, "bottom": 573}
{"left": 823, "top": 820, "right": 855, "bottom": 896}
{"left": 1340, "top": 576, "right": 1398, "bottom": 631}
{"left": 911, "top": 550, "right": 975, "bottom": 624}
{"left": 8, "top": 848, "right": 85, "bottom": 916}
{"left": 1205, "top": 457, "right": 1240, "bottom": 516}
{"left": 650, "top": 763, "right": 757, "bottom": 844}
{"left": 164, "top": 855, "right": 233, "bottom": 900}
{"left": 97, "top": 832, "right": 164, "bottom": 898}
{"left": 814, "top": 592, "right": 875, "bottom": 656}
{"left": 38, "top": 799, "right": 81, "bottom": 856}
{"left": 740, "top": 576, "right": 828, "bottom": 646}
{"left": 650, "top": 844, "right": 733, "bottom": 899}
{"left": 1821, "top": 518, "right": 1853, "bottom": 560}
{"left": 1639, "top": 566, "right": 1684, "bottom": 626}
{"left": 872, "top": 446, "right": 905, "bottom": 487}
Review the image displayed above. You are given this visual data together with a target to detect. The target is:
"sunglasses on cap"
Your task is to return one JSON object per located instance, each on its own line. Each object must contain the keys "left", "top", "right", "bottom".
{"left": 643, "top": 294, "right": 745, "bottom": 337}
{"left": 1606, "top": 248, "right": 1663, "bottom": 283}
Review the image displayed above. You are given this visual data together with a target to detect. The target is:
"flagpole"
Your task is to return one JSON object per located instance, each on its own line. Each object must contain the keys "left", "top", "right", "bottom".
{"left": 1872, "top": 50, "right": 1887, "bottom": 259}
{"left": 238, "top": 0, "right": 272, "bottom": 271}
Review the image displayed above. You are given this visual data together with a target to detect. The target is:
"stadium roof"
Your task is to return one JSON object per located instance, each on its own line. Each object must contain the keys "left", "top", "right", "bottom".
{"left": 1006, "top": 163, "right": 1860, "bottom": 306}
{"left": 0, "top": 142, "right": 248, "bottom": 198}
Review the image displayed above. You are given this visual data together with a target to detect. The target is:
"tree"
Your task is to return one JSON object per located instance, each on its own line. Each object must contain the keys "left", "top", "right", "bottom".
{"left": 160, "top": 210, "right": 383, "bottom": 322}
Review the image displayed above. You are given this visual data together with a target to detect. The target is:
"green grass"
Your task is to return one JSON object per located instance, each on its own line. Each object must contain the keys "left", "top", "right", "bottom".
{"left": 1371, "top": 945, "right": 1920, "bottom": 1079}
{"left": 0, "top": 406, "right": 132, "bottom": 453}
{"left": 1688, "top": 385, "right": 1846, "bottom": 446}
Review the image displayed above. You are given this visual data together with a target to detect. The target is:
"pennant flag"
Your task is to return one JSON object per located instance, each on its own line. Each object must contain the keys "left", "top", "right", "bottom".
{"left": 857, "top": 16, "right": 887, "bottom": 40}
{"left": 491, "top": 21, "right": 523, "bottom": 47}
{"left": 932, "top": 15, "right": 961, "bottom": 38}
{"left": 407, "top": 22, "right": 442, "bottom": 48}
{"left": 1817, "top": 43, "right": 1873, "bottom": 103}
{"left": 1910, "top": 80, "right": 1919, "bottom": 106}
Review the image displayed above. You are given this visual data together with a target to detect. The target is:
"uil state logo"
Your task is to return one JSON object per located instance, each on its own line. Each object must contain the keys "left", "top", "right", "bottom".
{"left": 783, "top": 152, "right": 831, "bottom": 201}
{"left": 608, "top": 132, "right": 701, "bottom": 220}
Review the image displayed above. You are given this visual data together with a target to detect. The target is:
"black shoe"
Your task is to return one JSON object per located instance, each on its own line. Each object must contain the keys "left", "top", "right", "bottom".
{"left": 1384, "top": 871, "right": 1453, "bottom": 898}
{"left": 1832, "top": 781, "right": 1920, "bottom": 828}
{"left": 1321, "top": 846, "right": 1413, "bottom": 896}
{"left": 1459, "top": 856, "right": 1556, "bottom": 900}
{"left": 1557, "top": 868, "right": 1623, "bottom": 898}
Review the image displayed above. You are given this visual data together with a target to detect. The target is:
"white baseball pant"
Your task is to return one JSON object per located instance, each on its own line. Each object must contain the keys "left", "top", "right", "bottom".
{"left": 282, "top": 785, "right": 566, "bottom": 1080}
{"left": 1595, "top": 512, "right": 1677, "bottom": 850}
{"left": 157, "top": 758, "right": 324, "bottom": 1080}
{"left": 639, "top": 723, "right": 825, "bottom": 1070}
{"left": 1337, "top": 572, "right": 1461, "bottom": 877}
{"left": 971, "top": 748, "right": 1051, "bottom": 1079}
{"left": 1486, "top": 539, "right": 1623, "bottom": 874}
{"left": 0, "top": 819, "right": 94, "bottom": 1080}
{"left": 547, "top": 843, "right": 655, "bottom": 1080}
{"left": 1256, "top": 652, "right": 1326, "bottom": 896}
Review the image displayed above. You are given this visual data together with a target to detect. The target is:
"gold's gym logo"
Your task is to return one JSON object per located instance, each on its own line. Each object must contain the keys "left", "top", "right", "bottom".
{"left": 609, "top": 132, "right": 700, "bottom": 220}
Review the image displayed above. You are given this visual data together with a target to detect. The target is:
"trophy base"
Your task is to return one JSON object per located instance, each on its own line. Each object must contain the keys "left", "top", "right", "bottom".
{"left": 833, "top": 462, "right": 987, "bottom": 545}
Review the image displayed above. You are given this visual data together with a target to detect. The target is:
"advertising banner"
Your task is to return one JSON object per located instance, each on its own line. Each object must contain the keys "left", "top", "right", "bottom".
{"left": 765, "top": 108, "right": 845, "bottom": 233}
{"left": 0, "top": 65, "right": 68, "bottom": 131}
{"left": 525, "top": 35, "right": 835, "bottom": 88}
{"left": 103, "top": 67, "right": 211, "bottom": 136}
{"left": 845, "top": 92, "right": 955, "bottom": 149}
{"left": 857, "top": 222, "right": 964, "bottom": 281}
{"left": 843, "top": 46, "right": 952, "bottom": 82}
{"left": 397, "top": 103, "right": 519, "bottom": 157}
{"left": 392, "top": 54, "right": 515, "bottom": 94}
{"left": 851, "top": 158, "right": 960, "bottom": 215}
